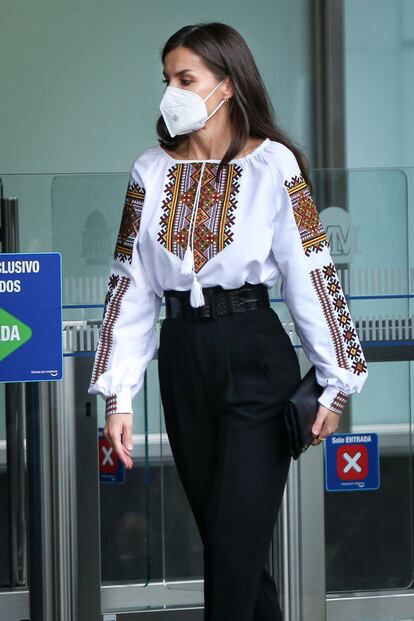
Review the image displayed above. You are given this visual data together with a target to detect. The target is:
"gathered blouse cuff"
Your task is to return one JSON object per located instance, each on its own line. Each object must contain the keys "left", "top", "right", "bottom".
{"left": 318, "top": 384, "right": 351, "bottom": 416}
{"left": 104, "top": 390, "right": 134, "bottom": 418}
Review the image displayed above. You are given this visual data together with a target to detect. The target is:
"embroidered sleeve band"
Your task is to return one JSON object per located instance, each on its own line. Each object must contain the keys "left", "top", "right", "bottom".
{"left": 87, "top": 163, "right": 162, "bottom": 419}
{"left": 271, "top": 146, "right": 368, "bottom": 416}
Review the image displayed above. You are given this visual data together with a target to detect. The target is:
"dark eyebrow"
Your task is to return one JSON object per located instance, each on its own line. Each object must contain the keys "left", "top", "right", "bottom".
{"left": 162, "top": 68, "right": 195, "bottom": 78}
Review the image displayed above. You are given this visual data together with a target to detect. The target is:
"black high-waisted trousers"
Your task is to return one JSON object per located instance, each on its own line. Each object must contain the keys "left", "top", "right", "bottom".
{"left": 157, "top": 302, "right": 301, "bottom": 621}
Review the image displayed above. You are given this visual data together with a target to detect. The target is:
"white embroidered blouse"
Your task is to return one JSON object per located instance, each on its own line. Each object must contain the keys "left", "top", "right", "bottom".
{"left": 88, "top": 137, "right": 368, "bottom": 419}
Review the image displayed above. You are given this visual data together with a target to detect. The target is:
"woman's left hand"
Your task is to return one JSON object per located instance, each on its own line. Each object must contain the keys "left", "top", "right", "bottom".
{"left": 310, "top": 405, "right": 341, "bottom": 446}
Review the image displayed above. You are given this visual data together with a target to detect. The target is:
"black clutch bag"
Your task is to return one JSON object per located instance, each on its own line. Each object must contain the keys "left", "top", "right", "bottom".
{"left": 284, "top": 365, "right": 324, "bottom": 460}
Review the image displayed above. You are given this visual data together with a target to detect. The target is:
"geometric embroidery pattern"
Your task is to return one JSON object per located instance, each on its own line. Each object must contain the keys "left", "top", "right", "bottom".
{"left": 310, "top": 268, "right": 349, "bottom": 370}
{"left": 310, "top": 262, "right": 367, "bottom": 415}
{"left": 114, "top": 180, "right": 145, "bottom": 264}
{"left": 90, "top": 275, "right": 131, "bottom": 387}
{"left": 284, "top": 175, "right": 330, "bottom": 256}
{"left": 329, "top": 390, "right": 349, "bottom": 416}
{"left": 320, "top": 262, "right": 367, "bottom": 377}
{"left": 103, "top": 273, "right": 120, "bottom": 317}
{"left": 105, "top": 394, "right": 118, "bottom": 417}
{"left": 158, "top": 162, "right": 242, "bottom": 273}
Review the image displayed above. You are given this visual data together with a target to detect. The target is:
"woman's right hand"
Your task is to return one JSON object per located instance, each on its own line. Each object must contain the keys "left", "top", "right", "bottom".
{"left": 103, "top": 413, "right": 134, "bottom": 470}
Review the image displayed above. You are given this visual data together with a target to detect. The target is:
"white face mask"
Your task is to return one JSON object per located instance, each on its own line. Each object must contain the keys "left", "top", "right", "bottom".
{"left": 159, "top": 79, "right": 226, "bottom": 138}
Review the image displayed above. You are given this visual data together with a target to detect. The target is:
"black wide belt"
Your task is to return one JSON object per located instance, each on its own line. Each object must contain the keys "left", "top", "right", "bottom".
{"left": 164, "top": 282, "right": 270, "bottom": 321}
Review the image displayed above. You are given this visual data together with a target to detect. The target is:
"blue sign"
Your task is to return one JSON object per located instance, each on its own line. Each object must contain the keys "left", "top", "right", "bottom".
{"left": 0, "top": 252, "right": 62, "bottom": 382}
{"left": 99, "top": 427, "right": 125, "bottom": 484}
{"left": 325, "top": 433, "right": 380, "bottom": 492}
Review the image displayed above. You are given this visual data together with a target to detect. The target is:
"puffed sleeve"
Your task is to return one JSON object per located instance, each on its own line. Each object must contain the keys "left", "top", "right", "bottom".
{"left": 88, "top": 159, "right": 162, "bottom": 419}
{"left": 270, "top": 146, "right": 368, "bottom": 415}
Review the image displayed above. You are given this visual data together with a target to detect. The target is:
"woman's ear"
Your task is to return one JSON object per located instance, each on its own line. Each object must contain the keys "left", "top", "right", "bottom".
{"left": 224, "top": 77, "right": 234, "bottom": 100}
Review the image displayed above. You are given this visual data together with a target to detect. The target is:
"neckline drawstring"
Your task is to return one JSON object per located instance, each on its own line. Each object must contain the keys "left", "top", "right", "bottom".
{"left": 179, "top": 161, "right": 206, "bottom": 307}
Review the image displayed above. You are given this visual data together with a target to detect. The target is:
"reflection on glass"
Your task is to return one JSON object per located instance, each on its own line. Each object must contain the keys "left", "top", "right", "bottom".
{"left": 100, "top": 473, "right": 150, "bottom": 584}
{"left": 309, "top": 169, "right": 413, "bottom": 594}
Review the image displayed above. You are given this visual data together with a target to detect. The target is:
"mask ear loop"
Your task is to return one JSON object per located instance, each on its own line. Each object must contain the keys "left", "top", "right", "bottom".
{"left": 203, "top": 78, "right": 225, "bottom": 102}
{"left": 205, "top": 97, "right": 227, "bottom": 121}
{"left": 203, "top": 79, "right": 227, "bottom": 121}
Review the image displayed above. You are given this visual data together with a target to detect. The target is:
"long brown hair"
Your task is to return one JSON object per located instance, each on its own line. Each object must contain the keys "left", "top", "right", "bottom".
{"left": 156, "top": 22, "right": 311, "bottom": 187}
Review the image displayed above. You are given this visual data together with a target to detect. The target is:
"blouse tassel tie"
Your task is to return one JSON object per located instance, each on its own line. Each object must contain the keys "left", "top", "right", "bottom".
{"left": 179, "top": 161, "right": 206, "bottom": 307}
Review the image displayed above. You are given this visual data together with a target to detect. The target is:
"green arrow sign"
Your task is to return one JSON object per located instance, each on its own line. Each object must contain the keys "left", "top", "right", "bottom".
{"left": 0, "top": 307, "right": 32, "bottom": 362}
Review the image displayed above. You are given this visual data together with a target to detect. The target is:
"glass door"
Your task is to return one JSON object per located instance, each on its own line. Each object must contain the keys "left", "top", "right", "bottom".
{"left": 281, "top": 166, "right": 414, "bottom": 621}
{"left": 1, "top": 166, "right": 412, "bottom": 620}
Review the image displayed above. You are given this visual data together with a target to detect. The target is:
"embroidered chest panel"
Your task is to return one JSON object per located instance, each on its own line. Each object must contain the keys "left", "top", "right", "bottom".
{"left": 285, "top": 175, "right": 330, "bottom": 256}
{"left": 158, "top": 162, "right": 242, "bottom": 272}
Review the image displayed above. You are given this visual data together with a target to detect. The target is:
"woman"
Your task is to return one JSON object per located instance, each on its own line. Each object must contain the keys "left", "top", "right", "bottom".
{"left": 88, "top": 22, "right": 368, "bottom": 621}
